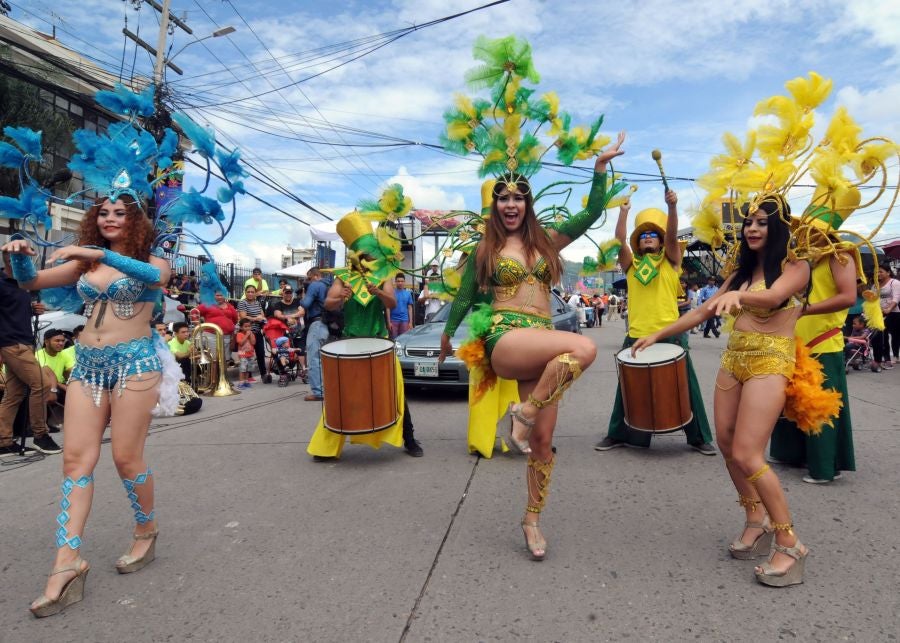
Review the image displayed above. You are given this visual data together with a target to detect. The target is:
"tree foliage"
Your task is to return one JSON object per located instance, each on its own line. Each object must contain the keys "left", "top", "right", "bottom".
{"left": 0, "top": 69, "right": 74, "bottom": 196}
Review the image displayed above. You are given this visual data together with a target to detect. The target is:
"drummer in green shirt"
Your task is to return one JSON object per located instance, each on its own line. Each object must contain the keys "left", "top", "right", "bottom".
{"left": 306, "top": 213, "right": 423, "bottom": 460}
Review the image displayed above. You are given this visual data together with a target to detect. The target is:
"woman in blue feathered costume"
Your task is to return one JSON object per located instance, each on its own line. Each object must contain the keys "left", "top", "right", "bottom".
{"left": 3, "top": 194, "right": 174, "bottom": 616}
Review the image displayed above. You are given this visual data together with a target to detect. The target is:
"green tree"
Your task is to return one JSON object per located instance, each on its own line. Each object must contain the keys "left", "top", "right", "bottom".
{"left": 0, "top": 70, "right": 74, "bottom": 196}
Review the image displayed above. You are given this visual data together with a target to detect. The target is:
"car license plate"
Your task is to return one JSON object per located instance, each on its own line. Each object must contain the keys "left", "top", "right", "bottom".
{"left": 414, "top": 362, "right": 439, "bottom": 377}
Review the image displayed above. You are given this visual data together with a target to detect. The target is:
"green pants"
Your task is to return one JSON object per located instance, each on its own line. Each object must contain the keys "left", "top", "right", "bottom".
{"left": 770, "top": 351, "right": 855, "bottom": 480}
{"left": 606, "top": 335, "right": 713, "bottom": 447}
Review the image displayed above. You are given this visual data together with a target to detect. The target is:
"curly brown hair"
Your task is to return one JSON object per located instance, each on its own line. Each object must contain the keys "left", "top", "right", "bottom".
{"left": 475, "top": 175, "right": 562, "bottom": 290}
{"left": 76, "top": 195, "right": 154, "bottom": 275}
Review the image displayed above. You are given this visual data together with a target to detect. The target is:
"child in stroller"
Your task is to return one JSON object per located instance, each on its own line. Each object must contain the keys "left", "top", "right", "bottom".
{"left": 844, "top": 316, "right": 873, "bottom": 372}
{"left": 264, "top": 318, "right": 304, "bottom": 386}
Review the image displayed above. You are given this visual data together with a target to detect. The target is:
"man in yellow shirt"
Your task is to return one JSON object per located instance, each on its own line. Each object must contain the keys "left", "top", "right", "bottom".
{"left": 35, "top": 328, "right": 75, "bottom": 404}
{"left": 243, "top": 268, "right": 270, "bottom": 298}
{"left": 595, "top": 192, "right": 715, "bottom": 454}
{"left": 168, "top": 322, "right": 192, "bottom": 382}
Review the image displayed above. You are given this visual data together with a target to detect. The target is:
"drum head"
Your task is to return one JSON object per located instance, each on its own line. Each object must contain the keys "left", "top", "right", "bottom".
{"left": 617, "top": 342, "right": 684, "bottom": 365}
{"left": 322, "top": 337, "right": 394, "bottom": 356}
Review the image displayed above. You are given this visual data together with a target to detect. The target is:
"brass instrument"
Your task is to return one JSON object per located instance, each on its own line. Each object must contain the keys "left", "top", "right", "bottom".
{"left": 189, "top": 322, "right": 238, "bottom": 397}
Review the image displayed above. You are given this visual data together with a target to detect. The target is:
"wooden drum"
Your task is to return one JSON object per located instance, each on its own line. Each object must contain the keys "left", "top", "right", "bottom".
{"left": 321, "top": 338, "right": 398, "bottom": 434}
{"left": 615, "top": 343, "right": 693, "bottom": 433}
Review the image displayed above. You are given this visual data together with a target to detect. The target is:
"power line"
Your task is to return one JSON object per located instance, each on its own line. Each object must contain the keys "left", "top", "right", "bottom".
{"left": 192, "top": 0, "right": 511, "bottom": 108}
{"left": 224, "top": 0, "right": 385, "bottom": 192}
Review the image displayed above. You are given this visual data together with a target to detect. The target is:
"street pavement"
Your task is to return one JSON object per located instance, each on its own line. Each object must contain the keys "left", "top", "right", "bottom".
{"left": 1, "top": 318, "right": 899, "bottom": 642}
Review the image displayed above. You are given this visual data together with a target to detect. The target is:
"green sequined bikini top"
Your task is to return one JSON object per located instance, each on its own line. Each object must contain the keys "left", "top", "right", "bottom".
{"left": 492, "top": 256, "right": 551, "bottom": 286}
{"left": 492, "top": 255, "right": 551, "bottom": 302}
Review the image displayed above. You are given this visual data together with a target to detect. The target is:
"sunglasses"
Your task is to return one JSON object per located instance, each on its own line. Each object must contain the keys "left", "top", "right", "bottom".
{"left": 639, "top": 231, "right": 660, "bottom": 240}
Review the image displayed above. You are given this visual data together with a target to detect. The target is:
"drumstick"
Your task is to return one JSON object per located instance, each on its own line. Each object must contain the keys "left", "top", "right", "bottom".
{"left": 651, "top": 149, "right": 670, "bottom": 193}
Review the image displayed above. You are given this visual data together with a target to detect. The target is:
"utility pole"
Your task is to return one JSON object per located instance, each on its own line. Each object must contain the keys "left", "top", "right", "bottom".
{"left": 152, "top": 0, "right": 172, "bottom": 86}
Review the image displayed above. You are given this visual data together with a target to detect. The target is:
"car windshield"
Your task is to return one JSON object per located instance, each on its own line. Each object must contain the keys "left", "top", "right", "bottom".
{"left": 426, "top": 302, "right": 453, "bottom": 323}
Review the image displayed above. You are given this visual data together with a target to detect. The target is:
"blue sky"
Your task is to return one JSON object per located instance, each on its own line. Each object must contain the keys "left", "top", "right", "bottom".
{"left": 14, "top": 0, "right": 900, "bottom": 270}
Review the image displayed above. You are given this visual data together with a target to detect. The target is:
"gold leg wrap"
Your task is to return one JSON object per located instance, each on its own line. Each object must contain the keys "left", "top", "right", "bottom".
{"left": 525, "top": 454, "right": 555, "bottom": 514}
{"left": 527, "top": 353, "right": 582, "bottom": 409}
{"left": 737, "top": 495, "right": 763, "bottom": 512}
{"left": 746, "top": 464, "right": 771, "bottom": 484}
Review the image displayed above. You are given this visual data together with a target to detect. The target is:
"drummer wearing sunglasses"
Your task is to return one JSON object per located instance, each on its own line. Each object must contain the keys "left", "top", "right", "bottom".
{"left": 594, "top": 189, "right": 716, "bottom": 455}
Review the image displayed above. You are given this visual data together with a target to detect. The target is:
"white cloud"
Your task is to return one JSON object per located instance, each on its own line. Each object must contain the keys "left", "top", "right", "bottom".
{"left": 386, "top": 166, "right": 468, "bottom": 210}
{"left": 835, "top": 82, "right": 900, "bottom": 140}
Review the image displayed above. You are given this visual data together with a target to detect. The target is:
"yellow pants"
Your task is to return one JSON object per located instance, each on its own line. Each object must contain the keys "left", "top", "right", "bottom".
{"left": 307, "top": 356, "right": 405, "bottom": 458}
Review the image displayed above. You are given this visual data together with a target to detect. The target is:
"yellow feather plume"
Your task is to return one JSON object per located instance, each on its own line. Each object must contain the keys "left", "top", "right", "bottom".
{"left": 597, "top": 238, "right": 622, "bottom": 270}
{"left": 824, "top": 107, "right": 861, "bottom": 156}
{"left": 691, "top": 201, "right": 725, "bottom": 248}
{"left": 455, "top": 93, "right": 476, "bottom": 118}
{"left": 784, "top": 71, "right": 832, "bottom": 111}
{"left": 855, "top": 141, "right": 899, "bottom": 178}
{"left": 541, "top": 91, "right": 559, "bottom": 117}
{"left": 862, "top": 291, "right": 885, "bottom": 330}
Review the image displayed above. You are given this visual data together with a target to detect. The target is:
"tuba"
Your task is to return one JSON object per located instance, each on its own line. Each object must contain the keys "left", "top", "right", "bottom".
{"left": 189, "top": 322, "right": 238, "bottom": 397}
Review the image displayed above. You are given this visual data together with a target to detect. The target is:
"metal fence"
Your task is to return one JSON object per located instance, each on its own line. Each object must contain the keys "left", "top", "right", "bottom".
{"left": 165, "top": 252, "right": 299, "bottom": 299}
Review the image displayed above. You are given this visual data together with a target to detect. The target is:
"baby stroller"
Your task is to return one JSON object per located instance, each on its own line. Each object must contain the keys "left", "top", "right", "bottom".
{"left": 263, "top": 318, "right": 304, "bottom": 387}
{"left": 844, "top": 328, "right": 873, "bottom": 373}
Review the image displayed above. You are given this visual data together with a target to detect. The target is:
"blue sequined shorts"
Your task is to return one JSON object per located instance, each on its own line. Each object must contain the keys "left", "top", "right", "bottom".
{"left": 70, "top": 336, "right": 162, "bottom": 405}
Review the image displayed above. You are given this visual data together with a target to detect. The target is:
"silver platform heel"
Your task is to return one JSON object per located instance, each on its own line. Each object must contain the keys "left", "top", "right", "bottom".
{"left": 755, "top": 522, "right": 808, "bottom": 587}
{"left": 729, "top": 516, "right": 774, "bottom": 560}
{"left": 30, "top": 558, "right": 90, "bottom": 618}
{"left": 116, "top": 530, "right": 158, "bottom": 574}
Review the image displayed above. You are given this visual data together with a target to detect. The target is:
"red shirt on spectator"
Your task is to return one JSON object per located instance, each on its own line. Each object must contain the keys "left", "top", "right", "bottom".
{"left": 197, "top": 302, "right": 238, "bottom": 335}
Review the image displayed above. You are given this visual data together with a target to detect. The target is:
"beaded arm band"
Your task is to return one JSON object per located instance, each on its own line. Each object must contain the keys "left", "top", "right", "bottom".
{"left": 443, "top": 254, "right": 478, "bottom": 339}
{"left": 551, "top": 171, "right": 609, "bottom": 241}
{"left": 98, "top": 248, "right": 161, "bottom": 284}
{"left": 9, "top": 252, "right": 38, "bottom": 283}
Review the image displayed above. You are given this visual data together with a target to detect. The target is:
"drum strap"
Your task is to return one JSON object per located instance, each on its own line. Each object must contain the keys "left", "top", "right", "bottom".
{"left": 527, "top": 353, "right": 582, "bottom": 409}
{"left": 525, "top": 454, "right": 555, "bottom": 514}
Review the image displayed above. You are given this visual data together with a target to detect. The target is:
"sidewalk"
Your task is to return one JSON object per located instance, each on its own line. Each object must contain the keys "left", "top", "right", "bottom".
{"left": 1, "top": 319, "right": 898, "bottom": 641}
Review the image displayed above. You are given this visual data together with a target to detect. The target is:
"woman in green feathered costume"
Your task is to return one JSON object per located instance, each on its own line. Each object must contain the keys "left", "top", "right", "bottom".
{"left": 438, "top": 135, "right": 626, "bottom": 560}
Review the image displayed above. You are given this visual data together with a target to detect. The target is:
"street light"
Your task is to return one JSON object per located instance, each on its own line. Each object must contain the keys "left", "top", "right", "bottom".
{"left": 166, "top": 26, "right": 237, "bottom": 65}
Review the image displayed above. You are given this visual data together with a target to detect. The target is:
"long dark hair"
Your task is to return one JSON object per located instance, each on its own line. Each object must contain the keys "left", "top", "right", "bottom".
{"left": 475, "top": 173, "right": 562, "bottom": 290}
{"left": 727, "top": 194, "right": 793, "bottom": 293}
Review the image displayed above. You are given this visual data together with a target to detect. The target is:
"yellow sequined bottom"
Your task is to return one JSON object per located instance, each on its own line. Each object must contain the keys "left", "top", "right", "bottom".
{"left": 720, "top": 330, "right": 795, "bottom": 383}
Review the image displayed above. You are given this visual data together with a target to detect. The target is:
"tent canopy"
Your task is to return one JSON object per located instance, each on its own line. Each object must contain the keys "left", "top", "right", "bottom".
{"left": 310, "top": 221, "right": 340, "bottom": 242}
{"left": 276, "top": 260, "right": 315, "bottom": 277}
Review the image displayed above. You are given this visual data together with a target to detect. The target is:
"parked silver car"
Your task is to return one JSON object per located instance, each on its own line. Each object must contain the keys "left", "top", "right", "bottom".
{"left": 395, "top": 291, "right": 579, "bottom": 389}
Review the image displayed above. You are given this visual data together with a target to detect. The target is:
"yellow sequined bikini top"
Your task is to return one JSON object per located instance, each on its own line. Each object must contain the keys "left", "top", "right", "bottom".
{"left": 740, "top": 280, "right": 800, "bottom": 318}
{"left": 492, "top": 255, "right": 551, "bottom": 287}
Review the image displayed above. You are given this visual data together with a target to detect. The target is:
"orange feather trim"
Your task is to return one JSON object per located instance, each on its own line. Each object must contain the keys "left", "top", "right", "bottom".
{"left": 456, "top": 338, "right": 497, "bottom": 404}
{"left": 783, "top": 340, "right": 842, "bottom": 435}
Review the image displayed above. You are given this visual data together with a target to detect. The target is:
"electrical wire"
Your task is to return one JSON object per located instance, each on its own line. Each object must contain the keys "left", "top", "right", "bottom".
{"left": 186, "top": 0, "right": 512, "bottom": 108}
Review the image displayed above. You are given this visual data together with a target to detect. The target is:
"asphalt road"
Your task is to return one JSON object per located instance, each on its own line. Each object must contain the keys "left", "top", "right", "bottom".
{"left": 2, "top": 318, "right": 898, "bottom": 642}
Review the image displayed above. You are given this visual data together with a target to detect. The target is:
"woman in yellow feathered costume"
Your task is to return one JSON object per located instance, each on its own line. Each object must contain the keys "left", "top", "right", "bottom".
{"left": 632, "top": 193, "right": 831, "bottom": 588}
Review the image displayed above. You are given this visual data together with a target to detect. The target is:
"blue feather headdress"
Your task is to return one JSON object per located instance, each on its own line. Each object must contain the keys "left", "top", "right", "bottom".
{"left": 0, "top": 83, "right": 248, "bottom": 307}
{"left": 0, "top": 82, "right": 247, "bottom": 306}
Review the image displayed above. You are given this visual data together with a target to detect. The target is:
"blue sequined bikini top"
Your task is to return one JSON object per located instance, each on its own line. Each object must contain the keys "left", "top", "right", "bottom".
{"left": 492, "top": 256, "right": 551, "bottom": 287}
{"left": 78, "top": 274, "right": 160, "bottom": 320}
